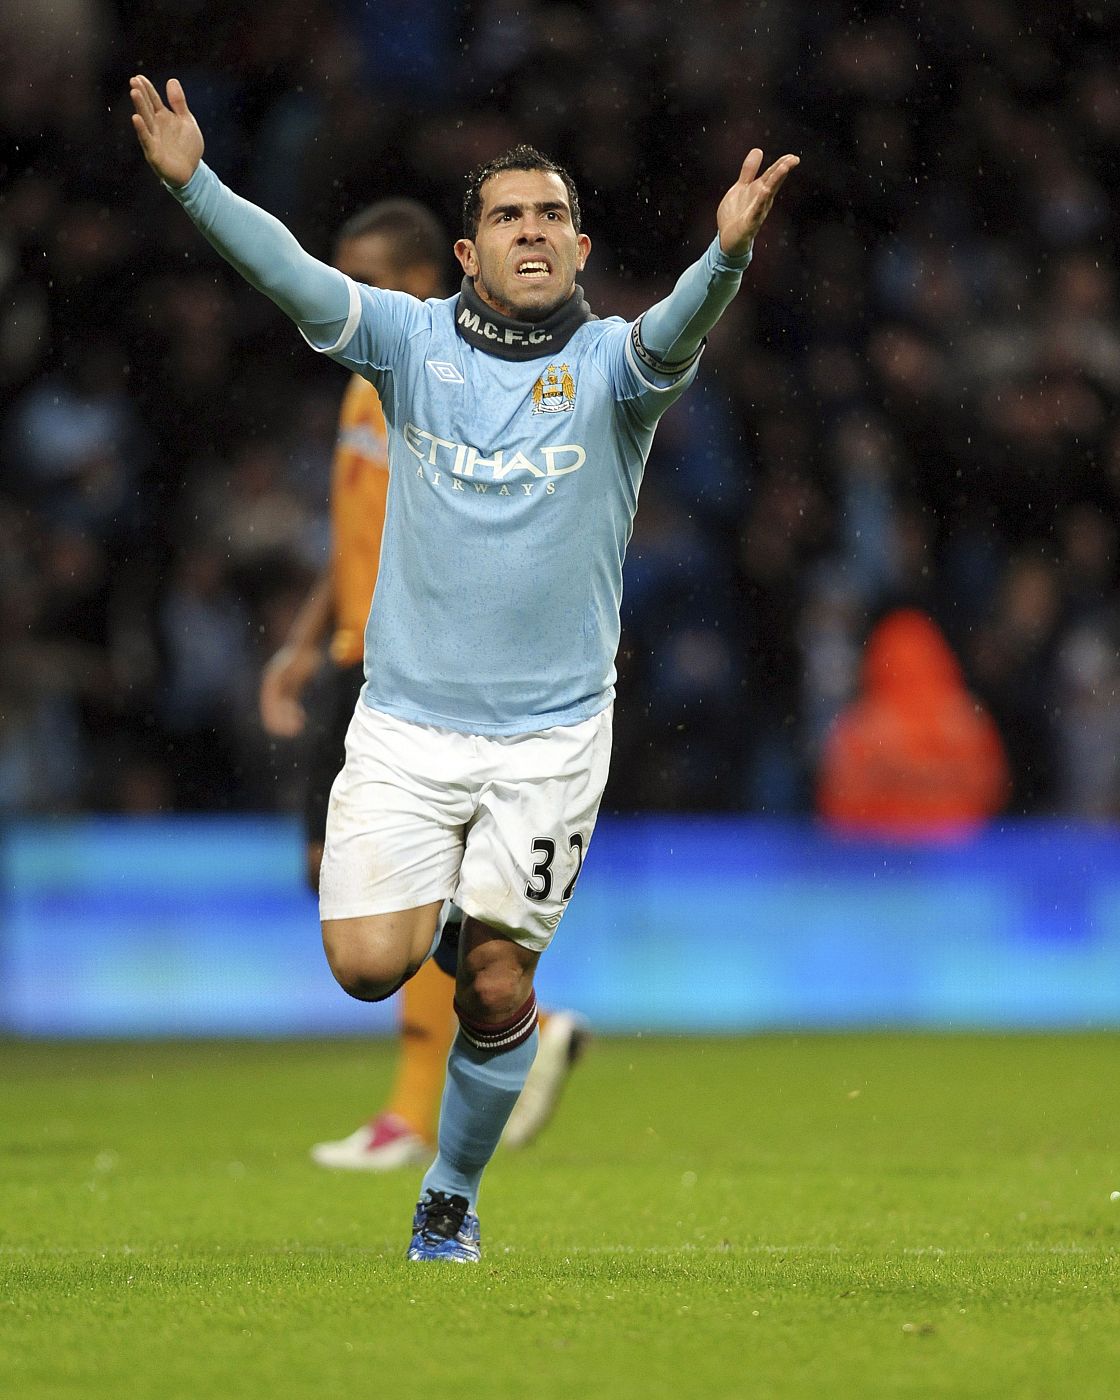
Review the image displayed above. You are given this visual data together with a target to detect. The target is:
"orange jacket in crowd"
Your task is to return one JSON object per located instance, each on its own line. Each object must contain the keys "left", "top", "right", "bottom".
{"left": 817, "top": 609, "right": 1010, "bottom": 838}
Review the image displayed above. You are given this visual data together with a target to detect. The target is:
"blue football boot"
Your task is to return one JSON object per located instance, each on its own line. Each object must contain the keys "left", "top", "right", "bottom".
{"left": 406, "top": 1189, "right": 481, "bottom": 1262}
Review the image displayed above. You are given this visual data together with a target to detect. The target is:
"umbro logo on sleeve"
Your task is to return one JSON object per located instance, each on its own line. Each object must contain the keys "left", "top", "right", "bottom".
{"left": 425, "top": 360, "right": 465, "bottom": 384}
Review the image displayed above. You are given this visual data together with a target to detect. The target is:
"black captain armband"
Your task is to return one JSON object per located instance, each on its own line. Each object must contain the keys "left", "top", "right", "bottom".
{"left": 630, "top": 315, "right": 705, "bottom": 378}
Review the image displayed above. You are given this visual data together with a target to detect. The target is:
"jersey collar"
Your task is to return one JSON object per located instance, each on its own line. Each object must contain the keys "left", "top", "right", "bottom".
{"left": 454, "top": 277, "right": 595, "bottom": 361}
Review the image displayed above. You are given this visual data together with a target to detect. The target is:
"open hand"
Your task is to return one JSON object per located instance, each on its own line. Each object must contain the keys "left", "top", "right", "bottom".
{"left": 717, "top": 149, "right": 799, "bottom": 258}
{"left": 129, "top": 75, "right": 203, "bottom": 188}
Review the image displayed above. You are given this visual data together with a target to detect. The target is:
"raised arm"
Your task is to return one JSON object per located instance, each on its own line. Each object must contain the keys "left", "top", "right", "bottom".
{"left": 715, "top": 148, "right": 800, "bottom": 259}
{"left": 638, "top": 148, "right": 799, "bottom": 372}
{"left": 129, "top": 74, "right": 203, "bottom": 187}
{"left": 129, "top": 75, "right": 352, "bottom": 346}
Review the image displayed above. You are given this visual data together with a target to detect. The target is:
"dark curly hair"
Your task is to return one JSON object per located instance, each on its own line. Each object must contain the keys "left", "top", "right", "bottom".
{"left": 462, "top": 145, "right": 582, "bottom": 240}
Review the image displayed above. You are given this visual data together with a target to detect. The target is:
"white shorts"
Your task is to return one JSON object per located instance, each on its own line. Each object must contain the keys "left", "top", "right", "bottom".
{"left": 318, "top": 701, "right": 613, "bottom": 951}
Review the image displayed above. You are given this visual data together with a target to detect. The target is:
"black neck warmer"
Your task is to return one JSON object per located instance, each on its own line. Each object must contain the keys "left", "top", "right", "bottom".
{"left": 454, "top": 277, "right": 596, "bottom": 361}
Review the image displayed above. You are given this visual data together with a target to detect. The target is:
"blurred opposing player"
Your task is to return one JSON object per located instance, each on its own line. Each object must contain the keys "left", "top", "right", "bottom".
{"left": 130, "top": 71, "right": 796, "bottom": 1261}
{"left": 258, "top": 200, "right": 587, "bottom": 1170}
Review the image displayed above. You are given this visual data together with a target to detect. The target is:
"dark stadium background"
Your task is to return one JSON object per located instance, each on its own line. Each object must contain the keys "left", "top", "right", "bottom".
{"left": 2, "top": 0, "right": 1119, "bottom": 1035}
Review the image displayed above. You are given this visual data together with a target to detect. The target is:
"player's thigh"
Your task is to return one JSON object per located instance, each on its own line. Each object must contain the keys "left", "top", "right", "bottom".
{"left": 456, "top": 705, "right": 613, "bottom": 951}
{"left": 319, "top": 702, "right": 471, "bottom": 922}
{"left": 322, "top": 899, "right": 446, "bottom": 986}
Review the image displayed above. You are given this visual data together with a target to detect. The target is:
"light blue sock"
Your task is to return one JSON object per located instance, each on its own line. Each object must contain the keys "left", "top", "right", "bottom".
{"left": 420, "top": 1027, "right": 539, "bottom": 1209}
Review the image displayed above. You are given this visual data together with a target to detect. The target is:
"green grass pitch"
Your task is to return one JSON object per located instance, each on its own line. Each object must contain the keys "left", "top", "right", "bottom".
{"left": 2, "top": 1034, "right": 1119, "bottom": 1399}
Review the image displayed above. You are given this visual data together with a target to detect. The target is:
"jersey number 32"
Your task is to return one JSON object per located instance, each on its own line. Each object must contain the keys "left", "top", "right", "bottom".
{"left": 525, "top": 833, "right": 585, "bottom": 902}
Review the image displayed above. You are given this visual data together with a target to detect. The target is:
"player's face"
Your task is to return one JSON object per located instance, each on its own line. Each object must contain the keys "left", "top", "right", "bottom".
{"left": 454, "top": 169, "right": 591, "bottom": 321}
{"left": 334, "top": 233, "right": 439, "bottom": 299}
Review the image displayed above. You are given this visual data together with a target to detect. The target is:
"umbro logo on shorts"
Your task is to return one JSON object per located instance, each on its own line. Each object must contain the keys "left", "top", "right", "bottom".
{"left": 426, "top": 360, "right": 465, "bottom": 384}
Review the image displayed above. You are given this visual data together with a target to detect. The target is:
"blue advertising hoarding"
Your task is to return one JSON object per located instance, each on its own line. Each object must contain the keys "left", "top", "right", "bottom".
{"left": 3, "top": 817, "right": 1120, "bottom": 1036}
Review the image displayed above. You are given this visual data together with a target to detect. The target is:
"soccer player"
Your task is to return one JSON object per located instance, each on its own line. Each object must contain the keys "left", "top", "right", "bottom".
{"left": 129, "top": 73, "right": 798, "bottom": 1262}
{"left": 259, "top": 201, "right": 588, "bottom": 1169}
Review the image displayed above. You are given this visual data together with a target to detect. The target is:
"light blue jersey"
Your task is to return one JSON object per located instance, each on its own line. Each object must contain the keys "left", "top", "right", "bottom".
{"left": 320, "top": 285, "right": 695, "bottom": 733}
{"left": 168, "top": 162, "right": 752, "bottom": 735}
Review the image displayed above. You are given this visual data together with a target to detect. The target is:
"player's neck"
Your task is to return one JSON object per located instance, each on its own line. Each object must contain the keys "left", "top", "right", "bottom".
{"left": 473, "top": 277, "right": 574, "bottom": 323}
{"left": 454, "top": 276, "right": 596, "bottom": 362}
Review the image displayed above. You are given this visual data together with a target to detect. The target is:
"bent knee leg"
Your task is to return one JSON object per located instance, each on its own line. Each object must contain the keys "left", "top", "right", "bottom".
{"left": 321, "top": 905, "right": 441, "bottom": 1002}
{"left": 322, "top": 926, "right": 405, "bottom": 1001}
{"left": 456, "top": 916, "right": 540, "bottom": 1022}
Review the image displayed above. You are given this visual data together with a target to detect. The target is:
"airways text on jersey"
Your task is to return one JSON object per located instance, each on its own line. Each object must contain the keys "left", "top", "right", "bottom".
{"left": 404, "top": 421, "right": 586, "bottom": 482}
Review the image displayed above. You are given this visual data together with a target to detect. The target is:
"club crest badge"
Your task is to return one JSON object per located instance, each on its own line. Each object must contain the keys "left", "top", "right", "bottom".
{"left": 531, "top": 363, "right": 576, "bottom": 415}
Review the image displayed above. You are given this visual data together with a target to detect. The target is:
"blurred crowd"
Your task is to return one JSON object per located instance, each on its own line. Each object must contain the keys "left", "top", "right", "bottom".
{"left": 2, "top": 0, "right": 1119, "bottom": 819}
